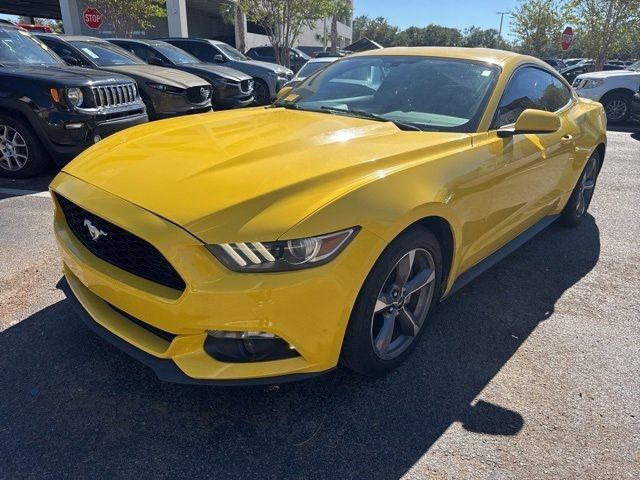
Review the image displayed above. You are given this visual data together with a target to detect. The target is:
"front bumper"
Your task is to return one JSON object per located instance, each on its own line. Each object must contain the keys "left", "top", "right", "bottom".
{"left": 50, "top": 173, "right": 384, "bottom": 384}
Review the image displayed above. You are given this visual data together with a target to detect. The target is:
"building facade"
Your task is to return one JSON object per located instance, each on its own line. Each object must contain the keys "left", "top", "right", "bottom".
{"left": 55, "top": 0, "right": 352, "bottom": 52}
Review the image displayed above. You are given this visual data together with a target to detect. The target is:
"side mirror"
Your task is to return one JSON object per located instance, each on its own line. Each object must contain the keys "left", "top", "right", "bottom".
{"left": 62, "top": 55, "right": 79, "bottom": 66}
{"left": 147, "top": 57, "right": 163, "bottom": 66}
{"left": 497, "top": 109, "right": 561, "bottom": 137}
{"left": 213, "top": 54, "right": 224, "bottom": 63}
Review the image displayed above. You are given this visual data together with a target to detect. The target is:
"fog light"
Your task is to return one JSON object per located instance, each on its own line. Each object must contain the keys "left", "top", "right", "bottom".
{"left": 93, "top": 135, "right": 102, "bottom": 143}
{"left": 205, "top": 330, "right": 299, "bottom": 363}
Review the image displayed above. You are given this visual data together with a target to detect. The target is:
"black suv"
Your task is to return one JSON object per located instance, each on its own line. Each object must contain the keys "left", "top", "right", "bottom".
{"left": 0, "top": 21, "right": 147, "bottom": 178}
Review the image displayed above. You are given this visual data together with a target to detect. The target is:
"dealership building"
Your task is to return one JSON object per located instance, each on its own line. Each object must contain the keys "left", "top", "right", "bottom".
{"left": 3, "top": 0, "right": 353, "bottom": 52}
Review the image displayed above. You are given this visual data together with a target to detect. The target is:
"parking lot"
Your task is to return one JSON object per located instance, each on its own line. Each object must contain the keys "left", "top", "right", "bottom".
{"left": 0, "top": 126, "right": 638, "bottom": 479}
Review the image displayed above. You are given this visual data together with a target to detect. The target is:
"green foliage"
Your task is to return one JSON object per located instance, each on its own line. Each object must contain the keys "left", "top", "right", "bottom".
{"left": 564, "top": 0, "right": 640, "bottom": 68}
{"left": 93, "top": 0, "right": 166, "bottom": 36}
{"left": 510, "top": 0, "right": 564, "bottom": 57}
{"left": 463, "top": 26, "right": 506, "bottom": 49}
{"left": 394, "top": 25, "right": 463, "bottom": 47}
{"left": 352, "top": 15, "right": 400, "bottom": 46}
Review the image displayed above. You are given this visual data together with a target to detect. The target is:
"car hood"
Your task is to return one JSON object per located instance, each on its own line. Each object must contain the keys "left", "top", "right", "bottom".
{"left": 0, "top": 65, "right": 133, "bottom": 85}
{"left": 102, "top": 65, "right": 208, "bottom": 88}
{"left": 232, "top": 59, "right": 292, "bottom": 75}
{"left": 577, "top": 70, "right": 640, "bottom": 80}
{"left": 178, "top": 63, "right": 251, "bottom": 82}
{"left": 63, "top": 108, "right": 470, "bottom": 243}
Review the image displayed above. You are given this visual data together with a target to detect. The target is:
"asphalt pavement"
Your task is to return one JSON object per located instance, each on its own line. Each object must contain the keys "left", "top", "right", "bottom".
{"left": 0, "top": 127, "right": 638, "bottom": 479}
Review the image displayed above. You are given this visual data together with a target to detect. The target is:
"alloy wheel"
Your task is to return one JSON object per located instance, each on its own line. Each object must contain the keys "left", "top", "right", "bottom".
{"left": 576, "top": 156, "right": 598, "bottom": 217}
{"left": 371, "top": 248, "right": 436, "bottom": 360}
{"left": 605, "top": 99, "right": 628, "bottom": 122}
{"left": 0, "top": 125, "right": 29, "bottom": 172}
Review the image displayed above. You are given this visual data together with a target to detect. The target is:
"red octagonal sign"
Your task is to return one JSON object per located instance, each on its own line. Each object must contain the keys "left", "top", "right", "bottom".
{"left": 83, "top": 7, "right": 102, "bottom": 30}
{"left": 561, "top": 26, "right": 574, "bottom": 51}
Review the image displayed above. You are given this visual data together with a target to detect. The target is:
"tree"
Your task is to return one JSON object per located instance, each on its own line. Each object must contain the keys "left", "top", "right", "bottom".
{"left": 220, "top": 1, "right": 247, "bottom": 52}
{"left": 238, "top": 0, "right": 332, "bottom": 67}
{"left": 326, "top": 0, "right": 352, "bottom": 53}
{"left": 463, "top": 26, "right": 505, "bottom": 49}
{"left": 565, "top": 0, "right": 640, "bottom": 69}
{"left": 395, "top": 24, "right": 463, "bottom": 47}
{"left": 93, "top": 0, "right": 166, "bottom": 37}
{"left": 510, "top": 0, "right": 564, "bottom": 56}
{"left": 352, "top": 15, "right": 399, "bottom": 46}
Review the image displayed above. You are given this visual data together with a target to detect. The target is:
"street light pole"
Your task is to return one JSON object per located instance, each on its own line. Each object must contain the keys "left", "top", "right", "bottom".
{"left": 496, "top": 11, "right": 509, "bottom": 38}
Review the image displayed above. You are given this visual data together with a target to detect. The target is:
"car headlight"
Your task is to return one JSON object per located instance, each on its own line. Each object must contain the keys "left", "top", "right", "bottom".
{"left": 66, "top": 87, "right": 84, "bottom": 107}
{"left": 581, "top": 79, "right": 604, "bottom": 89}
{"left": 207, "top": 227, "right": 359, "bottom": 272}
{"left": 147, "top": 83, "right": 183, "bottom": 93}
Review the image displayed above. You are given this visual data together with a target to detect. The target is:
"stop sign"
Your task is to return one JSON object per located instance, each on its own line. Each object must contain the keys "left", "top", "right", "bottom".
{"left": 83, "top": 7, "right": 102, "bottom": 30}
{"left": 561, "top": 26, "right": 574, "bottom": 51}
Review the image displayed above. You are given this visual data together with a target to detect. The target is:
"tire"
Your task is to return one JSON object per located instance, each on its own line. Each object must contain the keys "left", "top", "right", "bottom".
{"left": 0, "top": 114, "right": 49, "bottom": 178}
{"left": 561, "top": 151, "right": 601, "bottom": 227}
{"left": 253, "top": 79, "right": 270, "bottom": 105}
{"left": 600, "top": 91, "right": 632, "bottom": 124}
{"left": 340, "top": 226, "right": 443, "bottom": 377}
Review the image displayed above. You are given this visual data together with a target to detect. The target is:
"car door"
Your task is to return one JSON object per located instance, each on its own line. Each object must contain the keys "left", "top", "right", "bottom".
{"left": 481, "top": 66, "right": 577, "bottom": 250}
{"left": 42, "top": 38, "right": 90, "bottom": 67}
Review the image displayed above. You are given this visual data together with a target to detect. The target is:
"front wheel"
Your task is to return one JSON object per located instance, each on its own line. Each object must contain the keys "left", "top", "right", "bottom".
{"left": 0, "top": 114, "right": 49, "bottom": 178}
{"left": 601, "top": 91, "right": 632, "bottom": 123}
{"left": 561, "top": 152, "right": 600, "bottom": 226}
{"left": 253, "top": 79, "right": 270, "bottom": 105}
{"left": 341, "top": 227, "right": 442, "bottom": 377}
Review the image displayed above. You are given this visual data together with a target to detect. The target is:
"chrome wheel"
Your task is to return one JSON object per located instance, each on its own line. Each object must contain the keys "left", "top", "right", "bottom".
{"left": 0, "top": 125, "right": 29, "bottom": 172}
{"left": 371, "top": 248, "right": 436, "bottom": 360}
{"left": 604, "top": 98, "right": 628, "bottom": 122}
{"left": 576, "top": 156, "right": 598, "bottom": 217}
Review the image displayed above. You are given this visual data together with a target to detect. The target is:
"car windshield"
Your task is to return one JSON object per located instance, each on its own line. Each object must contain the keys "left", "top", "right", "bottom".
{"left": 276, "top": 55, "right": 500, "bottom": 132}
{"left": 627, "top": 60, "right": 640, "bottom": 71}
{"left": 152, "top": 42, "right": 199, "bottom": 64}
{"left": 297, "top": 61, "right": 332, "bottom": 78}
{"left": 0, "top": 27, "right": 63, "bottom": 66}
{"left": 215, "top": 42, "right": 248, "bottom": 61}
{"left": 70, "top": 40, "right": 145, "bottom": 66}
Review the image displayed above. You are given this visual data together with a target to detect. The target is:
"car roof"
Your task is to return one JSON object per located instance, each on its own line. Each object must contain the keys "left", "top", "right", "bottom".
{"left": 353, "top": 47, "right": 524, "bottom": 66}
{"left": 160, "top": 37, "right": 224, "bottom": 45}
{"left": 107, "top": 38, "right": 171, "bottom": 47}
{"left": 37, "top": 33, "right": 105, "bottom": 43}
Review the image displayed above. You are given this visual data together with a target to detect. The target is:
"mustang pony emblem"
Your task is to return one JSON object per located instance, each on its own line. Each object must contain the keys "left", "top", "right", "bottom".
{"left": 83, "top": 219, "right": 107, "bottom": 242}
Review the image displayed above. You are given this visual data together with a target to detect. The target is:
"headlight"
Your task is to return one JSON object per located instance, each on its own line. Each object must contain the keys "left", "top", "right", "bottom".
{"left": 581, "top": 79, "right": 604, "bottom": 89}
{"left": 147, "top": 83, "right": 183, "bottom": 93}
{"left": 267, "top": 71, "right": 278, "bottom": 77}
{"left": 66, "top": 88, "right": 83, "bottom": 107}
{"left": 207, "top": 227, "right": 359, "bottom": 272}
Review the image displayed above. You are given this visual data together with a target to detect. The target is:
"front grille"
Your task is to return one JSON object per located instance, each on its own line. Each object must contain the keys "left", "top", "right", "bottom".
{"left": 55, "top": 194, "right": 186, "bottom": 291}
{"left": 239, "top": 79, "right": 253, "bottom": 94}
{"left": 93, "top": 83, "right": 138, "bottom": 108}
{"left": 109, "top": 303, "right": 176, "bottom": 343}
{"left": 186, "top": 85, "right": 211, "bottom": 104}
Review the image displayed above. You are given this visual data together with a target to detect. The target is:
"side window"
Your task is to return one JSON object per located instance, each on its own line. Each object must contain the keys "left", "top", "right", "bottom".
{"left": 130, "top": 44, "right": 157, "bottom": 62}
{"left": 493, "top": 67, "right": 572, "bottom": 128}
{"left": 46, "top": 41, "right": 86, "bottom": 66}
{"left": 176, "top": 41, "right": 209, "bottom": 61}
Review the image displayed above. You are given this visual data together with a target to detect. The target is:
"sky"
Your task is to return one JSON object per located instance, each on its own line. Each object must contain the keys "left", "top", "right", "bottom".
{"left": 353, "top": 0, "right": 520, "bottom": 39}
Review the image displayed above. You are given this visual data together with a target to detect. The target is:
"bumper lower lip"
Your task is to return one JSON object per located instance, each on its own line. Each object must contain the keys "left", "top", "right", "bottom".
{"left": 59, "top": 275, "right": 333, "bottom": 386}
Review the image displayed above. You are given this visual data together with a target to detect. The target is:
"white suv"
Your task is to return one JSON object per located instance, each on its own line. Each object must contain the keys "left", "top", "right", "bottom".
{"left": 573, "top": 61, "right": 640, "bottom": 123}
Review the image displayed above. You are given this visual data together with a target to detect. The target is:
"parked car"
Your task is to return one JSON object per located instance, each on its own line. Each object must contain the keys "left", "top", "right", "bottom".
{"left": 0, "top": 21, "right": 147, "bottom": 178}
{"left": 541, "top": 57, "right": 567, "bottom": 71}
{"left": 18, "top": 23, "right": 53, "bottom": 33}
{"left": 282, "top": 56, "right": 340, "bottom": 89}
{"left": 245, "top": 46, "right": 310, "bottom": 72}
{"left": 560, "top": 62, "right": 621, "bottom": 83}
{"left": 572, "top": 60, "right": 640, "bottom": 123}
{"left": 160, "top": 38, "right": 293, "bottom": 104}
{"left": 107, "top": 38, "right": 254, "bottom": 109}
{"left": 564, "top": 58, "right": 585, "bottom": 67}
{"left": 631, "top": 87, "right": 640, "bottom": 126}
{"left": 37, "top": 34, "right": 212, "bottom": 120}
{"left": 52, "top": 47, "right": 606, "bottom": 384}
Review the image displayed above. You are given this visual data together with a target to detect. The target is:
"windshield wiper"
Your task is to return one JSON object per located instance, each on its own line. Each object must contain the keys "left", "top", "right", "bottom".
{"left": 320, "top": 106, "right": 423, "bottom": 131}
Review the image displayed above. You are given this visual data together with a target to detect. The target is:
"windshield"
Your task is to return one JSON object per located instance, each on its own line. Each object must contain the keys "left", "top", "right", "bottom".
{"left": 628, "top": 60, "right": 640, "bottom": 71}
{"left": 215, "top": 42, "right": 248, "bottom": 61}
{"left": 276, "top": 56, "right": 500, "bottom": 132}
{"left": 70, "top": 41, "right": 145, "bottom": 66}
{"left": 297, "top": 61, "right": 332, "bottom": 78}
{"left": 153, "top": 42, "right": 199, "bottom": 64}
{"left": 0, "top": 27, "right": 63, "bottom": 66}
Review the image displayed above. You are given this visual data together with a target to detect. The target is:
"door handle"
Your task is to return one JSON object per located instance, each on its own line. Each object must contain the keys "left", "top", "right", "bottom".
{"left": 560, "top": 134, "right": 573, "bottom": 143}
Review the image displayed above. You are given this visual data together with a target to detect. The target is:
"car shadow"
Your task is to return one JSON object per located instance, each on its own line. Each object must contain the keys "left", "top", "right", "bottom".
{"left": 0, "top": 216, "right": 601, "bottom": 479}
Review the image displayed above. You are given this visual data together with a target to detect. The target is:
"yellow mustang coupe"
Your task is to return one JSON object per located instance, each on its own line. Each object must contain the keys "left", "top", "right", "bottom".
{"left": 51, "top": 47, "right": 606, "bottom": 384}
